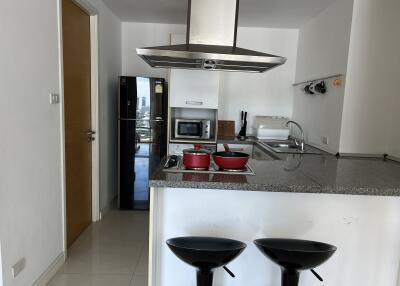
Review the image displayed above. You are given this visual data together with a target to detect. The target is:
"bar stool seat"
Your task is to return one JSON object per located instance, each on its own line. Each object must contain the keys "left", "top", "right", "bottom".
{"left": 167, "top": 236, "right": 246, "bottom": 286}
{"left": 254, "top": 238, "right": 337, "bottom": 286}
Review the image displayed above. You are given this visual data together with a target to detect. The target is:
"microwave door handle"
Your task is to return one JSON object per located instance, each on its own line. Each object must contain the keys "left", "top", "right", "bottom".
{"left": 200, "top": 122, "right": 203, "bottom": 137}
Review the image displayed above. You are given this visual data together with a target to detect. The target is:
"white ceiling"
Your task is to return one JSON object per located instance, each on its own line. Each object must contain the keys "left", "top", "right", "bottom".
{"left": 103, "top": 0, "right": 337, "bottom": 28}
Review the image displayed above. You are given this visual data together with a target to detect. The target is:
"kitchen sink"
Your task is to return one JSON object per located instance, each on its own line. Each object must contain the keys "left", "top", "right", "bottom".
{"left": 266, "top": 142, "right": 299, "bottom": 149}
{"left": 259, "top": 140, "right": 327, "bottom": 155}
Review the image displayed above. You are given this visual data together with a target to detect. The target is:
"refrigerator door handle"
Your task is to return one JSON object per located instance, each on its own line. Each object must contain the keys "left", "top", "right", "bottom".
{"left": 135, "top": 132, "right": 141, "bottom": 153}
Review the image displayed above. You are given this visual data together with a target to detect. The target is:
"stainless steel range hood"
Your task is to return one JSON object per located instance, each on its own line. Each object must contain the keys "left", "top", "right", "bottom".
{"left": 136, "top": 0, "right": 286, "bottom": 73}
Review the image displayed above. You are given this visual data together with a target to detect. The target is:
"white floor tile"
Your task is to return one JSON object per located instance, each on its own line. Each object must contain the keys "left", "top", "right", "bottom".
{"left": 48, "top": 274, "right": 132, "bottom": 286}
{"left": 130, "top": 274, "right": 148, "bottom": 286}
{"left": 60, "top": 242, "right": 142, "bottom": 274}
{"left": 83, "top": 212, "right": 149, "bottom": 245}
{"left": 52, "top": 210, "right": 149, "bottom": 280}
{"left": 134, "top": 247, "right": 149, "bottom": 275}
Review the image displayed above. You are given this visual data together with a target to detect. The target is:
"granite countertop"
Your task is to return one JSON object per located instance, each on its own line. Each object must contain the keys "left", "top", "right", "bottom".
{"left": 150, "top": 143, "right": 400, "bottom": 196}
{"left": 217, "top": 136, "right": 259, "bottom": 145}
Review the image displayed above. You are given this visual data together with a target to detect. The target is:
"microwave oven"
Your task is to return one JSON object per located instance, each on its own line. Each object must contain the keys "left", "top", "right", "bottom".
{"left": 174, "top": 119, "right": 211, "bottom": 140}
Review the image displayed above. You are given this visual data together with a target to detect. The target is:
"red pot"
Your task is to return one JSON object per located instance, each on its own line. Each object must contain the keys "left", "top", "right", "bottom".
{"left": 182, "top": 144, "right": 211, "bottom": 170}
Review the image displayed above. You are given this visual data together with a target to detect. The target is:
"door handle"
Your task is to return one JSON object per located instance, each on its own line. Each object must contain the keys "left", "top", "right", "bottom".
{"left": 185, "top": 100, "right": 203, "bottom": 106}
{"left": 86, "top": 130, "right": 96, "bottom": 142}
{"left": 118, "top": 118, "right": 163, "bottom": 122}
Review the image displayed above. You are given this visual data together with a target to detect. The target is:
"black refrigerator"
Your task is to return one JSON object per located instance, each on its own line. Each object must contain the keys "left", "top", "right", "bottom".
{"left": 118, "top": 76, "right": 167, "bottom": 210}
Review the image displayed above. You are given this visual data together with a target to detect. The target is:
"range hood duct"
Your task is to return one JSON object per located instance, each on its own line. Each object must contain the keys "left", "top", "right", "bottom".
{"left": 136, "top": 0, "right": 286, "bottom": 73}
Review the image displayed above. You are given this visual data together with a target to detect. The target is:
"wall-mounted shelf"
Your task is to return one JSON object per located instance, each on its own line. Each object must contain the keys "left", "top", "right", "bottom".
{"left": 292, "top": 74, "right": 343, "bottom": 86}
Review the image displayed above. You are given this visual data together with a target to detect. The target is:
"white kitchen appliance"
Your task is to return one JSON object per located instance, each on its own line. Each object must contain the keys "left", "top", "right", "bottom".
{"left": 255, "top": 116, "right": 290, "bottom": 140}
{"left": 136, "top": 0, "right": 286, "bottom": 72}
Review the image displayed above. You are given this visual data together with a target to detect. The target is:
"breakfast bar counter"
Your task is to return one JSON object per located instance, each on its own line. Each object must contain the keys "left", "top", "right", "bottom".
{"left": 148, "top": 148, "right": 400, "bottom": 286}
{"left": 150, "top": 151, "right": 400, "bottom": 196}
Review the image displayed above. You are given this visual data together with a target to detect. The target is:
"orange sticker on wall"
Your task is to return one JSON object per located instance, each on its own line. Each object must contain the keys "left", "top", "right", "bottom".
{"left": 333, "top": 79, "right": 342, "bottom": 86}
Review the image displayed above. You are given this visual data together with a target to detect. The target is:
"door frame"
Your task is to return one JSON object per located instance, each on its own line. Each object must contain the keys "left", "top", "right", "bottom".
{"left": 58, "top": 0, "right": 100, "bottom": 254}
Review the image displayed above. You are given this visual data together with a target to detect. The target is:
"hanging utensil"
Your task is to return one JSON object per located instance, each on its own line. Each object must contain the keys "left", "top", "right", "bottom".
{"left": 315, "top": 81, "right": 327, "bottom": 94}
{"left": 243, "top": 112, "right": 248, "bottom": 132}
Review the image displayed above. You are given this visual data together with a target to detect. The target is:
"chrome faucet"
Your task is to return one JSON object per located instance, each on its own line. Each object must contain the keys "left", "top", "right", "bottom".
{"left": 286, "top": 120, "right": 305, "bottom": 151}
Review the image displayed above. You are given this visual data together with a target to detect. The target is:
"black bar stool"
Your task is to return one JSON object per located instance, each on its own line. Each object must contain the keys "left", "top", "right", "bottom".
{"left": 254, "top": 238, "right": 337, "bottom": 286}
{"left": 166, "top": 236, "right": 246, "bottom": 286}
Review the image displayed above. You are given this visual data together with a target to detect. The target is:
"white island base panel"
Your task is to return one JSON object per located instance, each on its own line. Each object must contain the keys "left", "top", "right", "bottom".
{"left": 148, "top": 188, "right": 400, "bottom": 286}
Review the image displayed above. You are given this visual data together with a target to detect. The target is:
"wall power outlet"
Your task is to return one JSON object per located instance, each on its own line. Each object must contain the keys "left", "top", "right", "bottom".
{"left": 322, "top": 136, "right": 329, "bottom": 145}
{"left": 11, "top": 257, "right": 25, "bottom": 278}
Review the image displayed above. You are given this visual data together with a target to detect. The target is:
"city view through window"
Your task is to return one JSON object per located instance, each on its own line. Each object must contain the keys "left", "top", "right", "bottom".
{"left": 136, "top": 77, "right": 151, "bottom": 142}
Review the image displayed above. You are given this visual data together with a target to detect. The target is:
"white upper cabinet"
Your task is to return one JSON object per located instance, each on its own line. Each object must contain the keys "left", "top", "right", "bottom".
{"left": 169, "top": 34, "right": 220, "bottom": 109}
{"left": 170, "top": 69, "right": 219, "bottom": 109}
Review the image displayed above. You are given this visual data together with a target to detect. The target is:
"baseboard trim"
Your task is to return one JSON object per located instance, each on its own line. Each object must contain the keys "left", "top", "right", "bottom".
{"left": 99, "top": 195, "right": 117, "bottom": 220}
{"left": 336, "top": 152, "right": 385, "bottom": 158}
{"left": 33, "top": 252, "right": 65, "bottom": 286}
{"left": 387, "top": 155, "right": 400, "bottom": 163}
{"left": 100, "top": 204, "right": 111, "bottom": 220}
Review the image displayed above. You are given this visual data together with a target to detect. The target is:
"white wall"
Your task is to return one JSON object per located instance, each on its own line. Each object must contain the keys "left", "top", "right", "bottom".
{"left": 122, "top": 22, "right": 186, "bottom": 78}
{"left": 85, "top": 0, "right": 122, "bottom": 211}
{"left": 386, "top": 93, "right": 400, "bottom": 158}
{"left": 0, "top": 244, "right": 3, "bottom": 286}
{"left": 153, "top": 188, "right": 400, "bottom": 286}
{"left": 339, "top": 0, "right": 400, "bottom": 156}
{"left": 292, "top": 0, "right": 354, "bottom": 153}
{"left": 0, "top": 1, "right": 64, "bottom": 285}
{"left": 218, "top": 27, "right": 298, "bottom": 134}
{"left": 0, "top": 0, "right": 121, "bottom": 285}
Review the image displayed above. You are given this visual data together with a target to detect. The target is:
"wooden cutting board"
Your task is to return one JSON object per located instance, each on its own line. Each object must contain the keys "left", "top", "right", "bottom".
{"left": 218, "top": 120, "right": 236, "bottom": 139}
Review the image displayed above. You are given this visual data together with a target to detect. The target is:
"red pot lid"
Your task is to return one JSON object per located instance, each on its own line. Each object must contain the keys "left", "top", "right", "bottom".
{"left": 183, "top": 144, "right": 210, "bottom": 155}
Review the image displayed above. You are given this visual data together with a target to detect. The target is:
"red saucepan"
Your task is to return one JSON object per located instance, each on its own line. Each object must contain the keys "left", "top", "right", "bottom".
{"left": 182, "top": 144, "right": 211, "bottom": 170}
{"left": 212, "top": 144, "right": 250, "bottom": 169}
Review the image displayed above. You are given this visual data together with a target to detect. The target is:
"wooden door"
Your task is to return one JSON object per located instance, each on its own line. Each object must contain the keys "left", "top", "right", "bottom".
{"left": 62, "top": 0, "right": 92, "bottom": 247}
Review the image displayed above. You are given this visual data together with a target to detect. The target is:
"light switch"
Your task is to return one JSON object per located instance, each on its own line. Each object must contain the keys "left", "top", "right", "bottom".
{"left": 49, "top": 93, "right": 60, "bottom": 104}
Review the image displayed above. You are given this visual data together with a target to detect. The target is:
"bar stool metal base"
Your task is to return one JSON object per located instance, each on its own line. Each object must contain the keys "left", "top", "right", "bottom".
{"left": 196, "top": 269, "right": 214, "bottom": 286}
{"left": 281, "top": 268, "right": 300, "bottom": 286}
